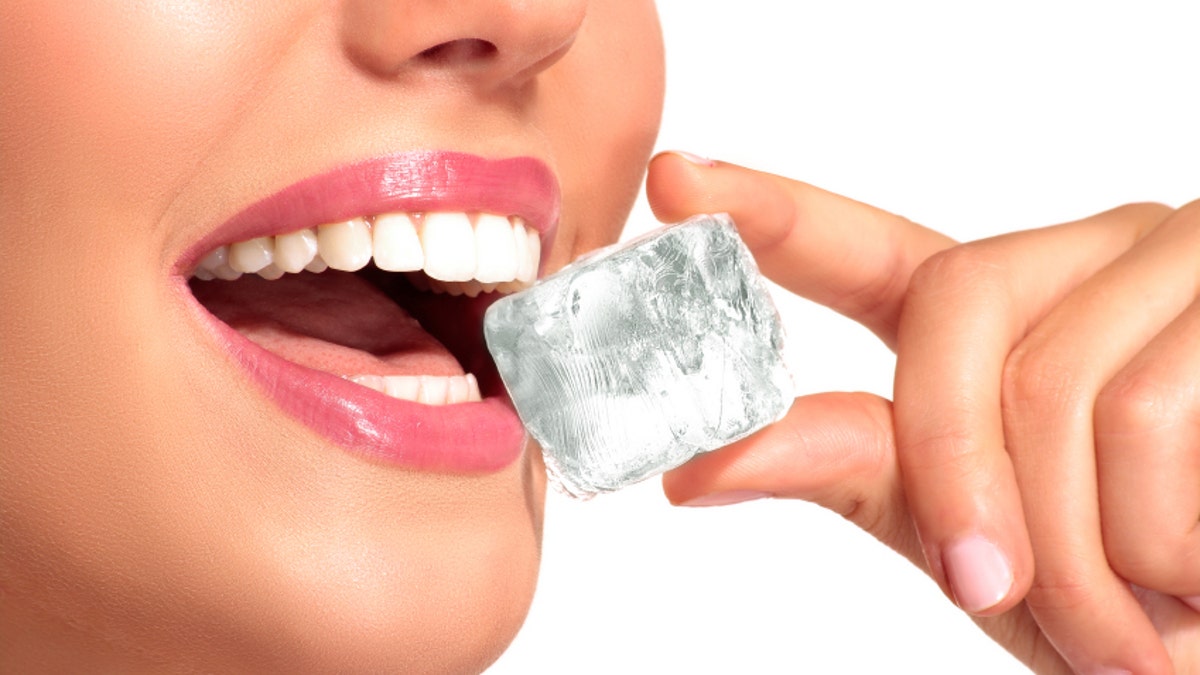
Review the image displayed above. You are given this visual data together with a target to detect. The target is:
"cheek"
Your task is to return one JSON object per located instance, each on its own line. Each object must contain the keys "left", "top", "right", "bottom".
{"left": 1, "top": 268, "right": 544, "bottom": 670}
{"left": 539, "top": 1, "right": 665, "bottom": 269}
{"left": 0, "top": 3, "right": 545, "bottom": 668}
{"left": 0, "top": 2, "right": 298, "bottom": 233}
{"left": 0, "top": 0, "right": 301, "bottom": 613}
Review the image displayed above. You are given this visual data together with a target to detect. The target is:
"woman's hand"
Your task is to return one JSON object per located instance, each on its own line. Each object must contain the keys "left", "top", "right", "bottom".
{"left": 645, "top": 151, "right": 1200, "bottom": 673}
{"left": 892, "top": 195, "right": 1200, "bottom": 674}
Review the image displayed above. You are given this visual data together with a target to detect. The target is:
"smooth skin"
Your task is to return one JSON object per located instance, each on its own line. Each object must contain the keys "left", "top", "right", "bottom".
{"left": 2, "top": 0, "right": 1198, "bottom": 672}
{"left": 650, "top": 151, "right": 1200, "bottom": 674}
{"left": 0, "top": 1, "right": 662, "bottom": 672}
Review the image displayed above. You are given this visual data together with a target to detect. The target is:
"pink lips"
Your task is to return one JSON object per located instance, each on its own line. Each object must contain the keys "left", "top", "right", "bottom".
{"left": 182, "top": 151, "right": 560, "bottom": 274}
{"left": 182, "top": 152, "right": 560, "bottom": 472}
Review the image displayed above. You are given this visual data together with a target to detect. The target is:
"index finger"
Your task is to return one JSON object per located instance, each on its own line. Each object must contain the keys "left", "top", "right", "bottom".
{"left": 645, "top": 151, "right": 953, "bottom": 347}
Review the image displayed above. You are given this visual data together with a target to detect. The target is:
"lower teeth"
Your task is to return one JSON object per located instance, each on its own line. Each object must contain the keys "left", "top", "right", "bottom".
{"left": 347, "top": 373, "right": 481, "bottom": 405}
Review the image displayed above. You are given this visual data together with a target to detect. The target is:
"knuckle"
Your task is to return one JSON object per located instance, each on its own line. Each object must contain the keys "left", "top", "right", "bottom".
{"left": 1145, "top": 198, "right": 1200, "bottom": 240}
{"left": 1108, "top": 200, "right": 1176, "bottom": 226}
{"left": 1025, "top": 567, "right": 1099, "bottom": 614}
{"left": 906, "top": 244, "right": 1007, "bottom": 306}
{"left": 1094, "top": 370, "right": 1184, "bottom": 439}
{"left": 1103, "top": 528, "right": 1178, "bottom": 587}
{"left": 900, "top": 424, "right": 978, "bottom": 474}
{"left": 1175, "top": 197, "right": 1200, "bottom": 222}
{"left": 1001, "top": 346, "right": 1087, "bottom": 418}
{"left": 1101, "top": 507, "right": 1199, "bottom": 591}
{"left": 838, "top": 256, "right": 910, "bottom": 332}
{"left": 1093, "top": 201, "right": 1176, "bottom": 241}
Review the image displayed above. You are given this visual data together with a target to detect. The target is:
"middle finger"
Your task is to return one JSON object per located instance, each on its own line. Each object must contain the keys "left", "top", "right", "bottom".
{"left": 1001, "top": 202, "right": 1200, "bottom": 672}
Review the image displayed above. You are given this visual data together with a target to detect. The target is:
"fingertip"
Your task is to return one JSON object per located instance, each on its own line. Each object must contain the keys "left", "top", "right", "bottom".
{"left": 942, "top": 534, "right": 1019, "bottom": 616}
{"left": 646, "top": 151, "right": 797, "bottom": 250}
{"left": 660, "top": 468, "right": 692, "bottom": 505}
{"left": 660, "top": 434, "right": 758, "bottom": 506}
{"left": 677, "top": 490, "right": 772, "bottom": 508}
{"left": 926, "top": 513, "right": 1035, "bottom": 617}
{"left": 645, "top": 150, "right": 719, "bottom": 223}
{"left": 661, "top": 392, "right": 898, "bottom": 512}
{"left": 652, "top": 149, "right": 716, "bottom": 168}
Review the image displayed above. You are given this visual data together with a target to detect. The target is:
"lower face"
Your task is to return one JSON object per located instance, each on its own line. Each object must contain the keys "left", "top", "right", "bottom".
{"left": 0, "top": 2, "right": 663, "bottom": 672}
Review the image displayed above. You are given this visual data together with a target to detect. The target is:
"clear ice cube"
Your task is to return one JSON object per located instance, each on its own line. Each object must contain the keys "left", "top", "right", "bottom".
{"left": 483, "top": 214, "right": 794, "bottom": 498}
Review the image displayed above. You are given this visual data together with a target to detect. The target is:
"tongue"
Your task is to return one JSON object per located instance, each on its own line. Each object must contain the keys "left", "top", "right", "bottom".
{"left": 191, "top": 271, "right": 464, "bottom": 377}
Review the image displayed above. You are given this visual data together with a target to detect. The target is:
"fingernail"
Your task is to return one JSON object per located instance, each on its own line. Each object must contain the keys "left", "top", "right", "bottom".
{"left": 681, "top": 490, "right": 770, "bottom": 507}
{"left": 1088, "top": 668, "right": 1132, "bottom": 675}
{"left": 663, "top": 150, "right": 716, "bottom": 167}
{"left": 1182, "top": 595, "right": 1200, "bottom": 612}
{"left": 942, "top": 535, "right": 1014, "bottom": 614}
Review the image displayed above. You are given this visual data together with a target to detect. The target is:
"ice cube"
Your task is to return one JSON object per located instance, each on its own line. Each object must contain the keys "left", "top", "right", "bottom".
{"left": 483, "top": 214, "right": 794, "bottom": 498}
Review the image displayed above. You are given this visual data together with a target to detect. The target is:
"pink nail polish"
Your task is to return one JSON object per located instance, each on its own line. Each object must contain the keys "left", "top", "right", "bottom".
{"left": 942, "top": 535, "right": 1014, "bottom": 614}
{"left": 681, "top": 489, "right": 770, "bottom": 507}
{"left": 664, "top": 150, "right": 716, "bottom": 167}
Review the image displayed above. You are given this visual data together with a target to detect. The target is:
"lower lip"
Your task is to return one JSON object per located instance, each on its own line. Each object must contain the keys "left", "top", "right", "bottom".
{"left": 189, "top": 290, "right": 526, "bottom": 472}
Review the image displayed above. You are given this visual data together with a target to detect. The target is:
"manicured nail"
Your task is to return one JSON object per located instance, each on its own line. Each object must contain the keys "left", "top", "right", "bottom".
{"left": 664, "top": 150, "right": 716, "bottom": 167}
{"left": 1182, "top": 595, "right": 1200, "bottom": 612}
{"left": 942, "top": 535, "right": 1013, "bottom": 614}
{"left": 681, "top": 490, "right": 770, "bottom": 507}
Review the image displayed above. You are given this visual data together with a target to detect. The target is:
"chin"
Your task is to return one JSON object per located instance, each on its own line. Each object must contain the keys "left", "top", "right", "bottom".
{"left": 254, "top": 524, "right": 541, "bottom": 674}
{"left": 117, "top": 461, "right": 546, "bottom": 673}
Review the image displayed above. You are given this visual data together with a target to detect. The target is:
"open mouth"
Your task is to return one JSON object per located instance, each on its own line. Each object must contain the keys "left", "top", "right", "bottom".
{"left": 179, "top": 152, "right": 558, "bottom": 471}
{"left": 190, "top": 211, "right": 538, "bottom": 403}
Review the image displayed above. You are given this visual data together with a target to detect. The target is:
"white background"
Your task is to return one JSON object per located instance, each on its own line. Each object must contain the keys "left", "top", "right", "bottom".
{"left": 492, "top": 1, "right": 1199, "bottom": 673}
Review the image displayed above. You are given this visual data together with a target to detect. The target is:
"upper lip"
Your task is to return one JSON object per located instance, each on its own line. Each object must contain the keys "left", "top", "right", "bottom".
{"left": 173, "top": 150, "right": 559, "bottom": 472}
{"left": 177, "top": 150, "right": 561, "bottom": 275}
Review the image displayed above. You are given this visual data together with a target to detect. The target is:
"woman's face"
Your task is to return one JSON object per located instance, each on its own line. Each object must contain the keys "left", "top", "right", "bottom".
{"left": 0, "top": 1, "right": 663, "bottom": 671}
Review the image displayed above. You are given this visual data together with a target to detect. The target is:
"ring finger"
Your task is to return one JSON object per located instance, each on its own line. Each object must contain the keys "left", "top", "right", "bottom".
{"left": 1095, "top": 249, "right": 1200, "bottom": 602}
{"left": 1001, "top": 200, "right": 1200, "bottom": 672}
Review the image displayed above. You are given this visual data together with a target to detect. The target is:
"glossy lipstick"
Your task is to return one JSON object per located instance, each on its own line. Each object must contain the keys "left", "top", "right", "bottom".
{"left": 181, "top": 151, "right": 559, "bottom": 471}
{"left": 180, "top": 151, "right": 559, "bottom": 274}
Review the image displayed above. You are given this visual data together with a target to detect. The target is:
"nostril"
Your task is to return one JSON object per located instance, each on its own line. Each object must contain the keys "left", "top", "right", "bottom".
{"left": 417, "top": 38, "right": 498, "bottom": 66}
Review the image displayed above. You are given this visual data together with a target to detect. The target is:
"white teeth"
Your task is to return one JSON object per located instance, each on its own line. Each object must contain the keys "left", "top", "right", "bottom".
{"left": 416, "top": 375, "right": 449, "bottom": 405}
{"left": 512, "top": 220, "right": 533, "bottom": 284}
{"left": 317, "top": 218, "right": 372, "bottom": 271}
{"left": 446, "top": 374, "right": 471, "bottom": 404}
{"left": 192, "top": 211, "right": 541, "bottom": 293}
{"left": 473, "top": 213, "right": 518, "bottom": 283}
{"left": 522, "top": 221, "right": 540, "bottom": 284}
{"left": 420, "top": 212, "right": 476, "bottom": 281}
{"left": 348, "top": 373, "right": 481, "bottom": 405}
{"left": 384, "top": 375, "right": 421, "bottom": 401}
{"left": 200, "top": 245, "right": 242, "bottom": 280}
{"left": 304, "top": 254, "right": 328, "bottom": 273}
{"left": 349, "top": 375, "right": 386, "bottom": 393}
{"left": 257, "top": 263, "right": 285, "bottom": 280}
{"left": 372, "top": 213, "right": 424, "bottom": 272}
{"left": 273, "top": 229, "right": 319, "bottom": 273}
{"left": 229, "top": 237, "right": 274, "bottom": 273}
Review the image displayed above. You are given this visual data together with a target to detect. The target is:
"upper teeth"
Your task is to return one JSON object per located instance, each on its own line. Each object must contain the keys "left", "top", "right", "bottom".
{"left": 191, "top": 212, "right": 541, "bottom": 295}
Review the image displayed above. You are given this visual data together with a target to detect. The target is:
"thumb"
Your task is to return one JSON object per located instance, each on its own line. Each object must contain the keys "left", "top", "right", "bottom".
{"left": 664, "top": 393, "right": 1080, "bottom": 673}
{"left": 662, "top": 392, "right": 925, "bottom": 571}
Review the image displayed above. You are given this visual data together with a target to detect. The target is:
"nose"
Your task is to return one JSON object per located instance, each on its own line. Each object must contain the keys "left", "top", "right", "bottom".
{"left": 341, "top": 0, "right": 587, "bottom": 88}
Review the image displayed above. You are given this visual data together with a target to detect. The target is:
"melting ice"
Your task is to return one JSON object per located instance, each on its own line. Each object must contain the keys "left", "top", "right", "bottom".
{"left": 483, "top": 214, "right": 793, "bottom": 498}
